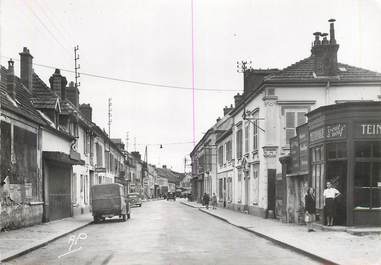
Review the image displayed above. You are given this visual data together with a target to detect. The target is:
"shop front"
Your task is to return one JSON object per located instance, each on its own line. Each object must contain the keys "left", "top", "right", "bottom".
{"left": 307, "top": 102, "right": 381, "bottom": 226}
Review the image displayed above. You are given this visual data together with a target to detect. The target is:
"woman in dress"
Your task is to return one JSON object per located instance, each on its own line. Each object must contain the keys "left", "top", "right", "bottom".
{"left": 305, "top": 187, "right": 316, "bottom": 232}
{"left": 323, "top": 181, "right": 341, "bottom": 226}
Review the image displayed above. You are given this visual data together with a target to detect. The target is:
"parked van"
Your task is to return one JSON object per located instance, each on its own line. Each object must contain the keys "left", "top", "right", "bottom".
{"left": 91, "top": 183, "right": 131, "bottom": 222}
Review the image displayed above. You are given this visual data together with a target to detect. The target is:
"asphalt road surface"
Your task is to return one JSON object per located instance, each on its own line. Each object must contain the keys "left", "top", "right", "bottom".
{"left": 5, "top": 200, "right": 321, "bottom": 265}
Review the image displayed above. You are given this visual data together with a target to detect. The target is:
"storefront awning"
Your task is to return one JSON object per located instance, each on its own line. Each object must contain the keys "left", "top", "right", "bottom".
{"left": 43, "top": 151, "right": 85, "bottom": 165}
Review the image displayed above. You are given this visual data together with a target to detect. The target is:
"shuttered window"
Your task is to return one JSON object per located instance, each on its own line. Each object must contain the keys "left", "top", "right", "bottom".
{"left": 218, "top": 145, "right": 224, "bottom": 167}
{"left": 226, "top": 141, "right": 232, "bottom": 161}
{"left": 236, "top": 129, "right": 243, "bottom": 159}
{"left": 285, "top": 110, "right": 306, "bottom": 144}
{"left": 244, "top": 123, "right": 249, "bottom": 154}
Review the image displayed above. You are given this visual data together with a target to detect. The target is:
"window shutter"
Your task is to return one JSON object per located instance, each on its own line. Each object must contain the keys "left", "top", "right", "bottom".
{"left": 285, "top": 112, "right": 295, "bottom": 128}
{"left": 297, "top": 112, "right": 306, "bottom": 126}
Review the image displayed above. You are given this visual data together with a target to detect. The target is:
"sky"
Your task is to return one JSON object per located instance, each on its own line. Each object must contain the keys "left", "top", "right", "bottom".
{"left": 1, "top": 0, "right": 381, "bottom": 172}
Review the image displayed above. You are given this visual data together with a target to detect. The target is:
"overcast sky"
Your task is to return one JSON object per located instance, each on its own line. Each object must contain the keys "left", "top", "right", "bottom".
{"left": 1, "top": 0, "right": 381, "bottom": 171}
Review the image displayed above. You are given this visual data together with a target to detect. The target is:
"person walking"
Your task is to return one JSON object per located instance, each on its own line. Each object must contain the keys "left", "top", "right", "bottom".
{"left": 323, "top": 181, "right": 341, "bottom": 226}
{"left": 304, "top": 187, "right": 316, "bottom": 232}
{"left": 211, "top": 193, "right": 217, "bottom": 210}
{"left": 203, "top": 193, "right": 210, "bottom": 209}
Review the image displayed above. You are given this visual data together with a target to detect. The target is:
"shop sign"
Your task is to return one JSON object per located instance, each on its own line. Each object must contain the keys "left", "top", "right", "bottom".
{"left": 356, "top": 123, "right": 381, "bottom": 137}
{"left": 326, "top": 123, "right": 346, "bottom": 139}
{"left": 310, "top": 127, "right": 325, "bottom": 143}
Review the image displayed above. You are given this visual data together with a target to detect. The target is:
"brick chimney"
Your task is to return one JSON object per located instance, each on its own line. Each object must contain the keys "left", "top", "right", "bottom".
{"left": 19, "top": 47, "right": 33, "bottom": 90}
{"left": 7, "top": 59, "right": 16, "bottom": 99}
{"left": 49, "top": 69, "right": 68, "bottom": 99}
{"left": 234, "top": 93, "right": 243, "bottom": 107}
{"left": 79, "top": 103, "right": 92, "bottom": 121}
{"left": 223, "top": 104, "right": 234, "bottom": 116}
{"left": 311, "top": 19, "right": 339, "bottom": 76}
{"left": 66, "top": 81, "right": 80, "bottom": 107}
{"left": 162, "top": 165, "right": 167, "bottom": 169}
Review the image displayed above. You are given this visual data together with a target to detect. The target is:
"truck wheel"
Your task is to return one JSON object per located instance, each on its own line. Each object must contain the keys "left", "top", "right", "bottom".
{"left": 127, "top": 213, "right": 131, "bottom": 219}
{"left": 122, "top": 214, "right": 127, "bottom": 222}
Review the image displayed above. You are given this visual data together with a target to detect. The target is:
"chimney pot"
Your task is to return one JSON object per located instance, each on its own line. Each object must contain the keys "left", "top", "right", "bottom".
{"left": 7, "top": 60, "right": 16, "bottom": 99}
{"left": 8, "top": 59, "right": 14, "bottom": 75}
{"left": 329, "top": 18, "right": 337, "bottom": 44}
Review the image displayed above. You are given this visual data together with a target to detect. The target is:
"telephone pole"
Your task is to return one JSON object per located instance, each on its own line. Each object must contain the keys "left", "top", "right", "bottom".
{"left": 108, "top": 98, "right": 112, "bottom": 137}
{"left": 74, "top": 45, "right": 80, "bottom": 88}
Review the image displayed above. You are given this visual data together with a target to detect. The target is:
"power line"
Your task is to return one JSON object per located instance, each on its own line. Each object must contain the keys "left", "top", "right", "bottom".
{"left": 24, "top": 1, "right": 72, "bottom": 57}
{"left": 1, "top": 55, "right": 240, "bottom": 92}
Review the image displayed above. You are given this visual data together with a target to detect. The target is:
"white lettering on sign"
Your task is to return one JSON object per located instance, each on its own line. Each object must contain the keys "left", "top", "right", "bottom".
{"left": 310, "top": 128, "right": 324, "bottom": 142}
{"left": 361, "top": 124, "right": 381, "bottom": 135}
{"left": 326, "top": 124, "right": 346, "bottom": 138}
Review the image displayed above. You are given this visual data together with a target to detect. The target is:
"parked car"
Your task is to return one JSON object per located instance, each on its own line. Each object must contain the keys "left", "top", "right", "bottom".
{"left": 167, "top": 192, "right": 176, "bottom": 201}
{"left": 128, "top": 192, "right": 142, "bottom": 207}
{"left": 91, "top": 183, "right": 130, "bottom": 222}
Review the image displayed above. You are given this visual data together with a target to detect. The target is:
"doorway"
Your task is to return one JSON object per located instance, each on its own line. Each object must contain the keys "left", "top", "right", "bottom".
{"left": 326, "top": 161, "right": 347, "bottom": 225}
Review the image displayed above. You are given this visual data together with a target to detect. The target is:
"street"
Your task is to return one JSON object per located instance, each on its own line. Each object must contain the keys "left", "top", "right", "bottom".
{"left": 5, "top": 200, "right": 321, "bottom": 265}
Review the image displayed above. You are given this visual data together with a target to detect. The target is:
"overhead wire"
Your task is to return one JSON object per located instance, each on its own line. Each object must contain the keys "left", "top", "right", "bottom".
{"left": 1, "top": 55, "right": 240, "bottom": 92}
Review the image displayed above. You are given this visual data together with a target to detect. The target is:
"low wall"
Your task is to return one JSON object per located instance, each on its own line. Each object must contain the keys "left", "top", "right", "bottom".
{"left": 0, "top": 203, "right": 43, "bottom": 230}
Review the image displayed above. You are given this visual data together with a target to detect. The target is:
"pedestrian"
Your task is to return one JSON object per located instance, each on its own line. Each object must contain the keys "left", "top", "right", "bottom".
{"left": 323, "top": 181, "right": 341, "bottom": 226}
{"left": 203, "top": 193, "right": 210, "bottom": 209}
{"left": 211, "top": 193, "right": 217, "bottom": 209}
{"left": 304, "top": 187, "right": 316, "bottom": 232}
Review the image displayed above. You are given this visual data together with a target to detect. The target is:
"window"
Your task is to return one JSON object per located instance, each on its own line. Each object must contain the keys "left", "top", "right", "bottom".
{"left": 311, "top": 145, "right": 325, "bottom": 209}
{"left": 218, "top": 146, "right": 224, "bottom": 167}
{"left": 226, "top": 141, "right": 232, "bottom": 161}
{"left": 96, "top": 143, "right": 103, "bottom": 167}
{"left": 236, "top": 129, "right": 243, "bottom": 159}
{"left": 354, "top": 141, "right": 381, "bottom": 209}
{"left": 219, "top": 179, "right": 223, "bottom": 200}
{"left": 244, "top": 123, "right": 249, "bottom": 154}
{"left": 227, "top": 177, "right": 232, "bottom": 202}
{"left": 285, "top": 110, "right": 307, "bottom": 144}
{"left": 327, "top": 142, "right": 347, "bottom": 159}
{"left": 253, "top": 118, "right": 258, "bottom": 151}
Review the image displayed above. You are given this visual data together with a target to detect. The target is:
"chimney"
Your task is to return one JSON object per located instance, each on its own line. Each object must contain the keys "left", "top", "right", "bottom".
{"left": 19, "top": 47, "right": 33, "bottom": 90}
{"left": 66, "top": 81, "right": 80, "bottom": 107}
{"left": 162, "top": 165, "right": 167, "bottom": 169}
{"left": 311, "top": 19, "right": 339, "bottom": 76}
{"left": 49, "top": 69, "right": 68, "bottom": 99}
{"left": 216, "top": 117, "right": 221, "bottom": 122}
{"left": 223, "top": 104, "right": 234, "bottom": 116}
{"left": 234, "top": 93, "right": 243, "bottom": 107}
{"left": 79, "top": 103, "right": 92, "bottom": 121}
{"left": 7, "top": 59, "right": 16, "bottom": 99}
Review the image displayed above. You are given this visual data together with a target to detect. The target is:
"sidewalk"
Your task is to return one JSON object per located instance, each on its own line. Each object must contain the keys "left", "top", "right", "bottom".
{"left": 181, "top": 200, "right": 381, "bottom": 265}
{"left": 0, "top": 213, "right": 92, "bottom": 262}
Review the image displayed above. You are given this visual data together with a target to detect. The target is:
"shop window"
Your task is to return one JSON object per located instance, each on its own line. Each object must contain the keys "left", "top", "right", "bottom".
{"left": 355, "top": 141, "right": 371, "bottom": 157}
{"left": 354, "top": 159, "right": 381, "bottom": 209}
{"left": 326, "top": 142, "right": 347, "bottom": 159}
{"left": 311, "top": 145, "right": 324, "bottom": 209}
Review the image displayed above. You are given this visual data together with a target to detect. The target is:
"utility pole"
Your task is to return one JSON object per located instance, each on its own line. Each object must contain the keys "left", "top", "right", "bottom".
{"left": 125, "top": 132, "right": 129, "bottom": 151}
{"left": 108, "top": 98, "right": 112, "bottom": 137}
{"left": 237, "top": 60, "right": 252, "bottom": 92}
{"left": 74, "top": 45, "right": 80, "bottom": 88}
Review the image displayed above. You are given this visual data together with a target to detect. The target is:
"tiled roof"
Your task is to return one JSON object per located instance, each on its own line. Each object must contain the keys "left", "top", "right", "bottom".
{"left": 31, "top": 97, "right": 58, "bottom": 109}
{"left": 264, "top": 56, "right": 381, "bottom": 82}
{"left": 32, "top": 73, "right": 60, "bottom": 110}
{"left": 0, "top": 67, "right": 46, "bottom": 125}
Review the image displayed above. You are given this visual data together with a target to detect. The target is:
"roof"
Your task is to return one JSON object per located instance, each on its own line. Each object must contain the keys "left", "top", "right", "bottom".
{"left": 0, "top": 66, "right": 46, "bottom": 125}
{"left": 156, "top": 168, "right": 183, "bottom": 184}
{"left": 264, "top": 56, "right": 381, "bottom": 82}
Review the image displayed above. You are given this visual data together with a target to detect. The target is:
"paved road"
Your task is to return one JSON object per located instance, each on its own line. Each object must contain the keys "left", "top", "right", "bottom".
{"left": 5, "top": 200, "right": 321, "bottom": 265}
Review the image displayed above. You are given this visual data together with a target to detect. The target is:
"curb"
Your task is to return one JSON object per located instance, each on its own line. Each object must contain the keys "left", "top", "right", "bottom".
{"left": 198, "top": 208, "right": 339, "bottom": 265}
{"left": 1, "top": 220, "right": 92, "bottom": 262}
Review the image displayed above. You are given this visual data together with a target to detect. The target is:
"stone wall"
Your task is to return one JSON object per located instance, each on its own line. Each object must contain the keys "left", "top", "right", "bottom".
{"left": 0, "top": 203, "right": 43, "bottom": 230}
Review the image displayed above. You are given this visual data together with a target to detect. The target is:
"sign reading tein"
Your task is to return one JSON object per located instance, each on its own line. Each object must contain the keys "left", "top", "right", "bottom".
{"left": 360, "top": 124, "right": 381, "bottom": 135}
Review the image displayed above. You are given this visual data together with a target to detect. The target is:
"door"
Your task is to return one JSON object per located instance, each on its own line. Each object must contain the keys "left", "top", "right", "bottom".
{"left": 47, "top": 162, "right": 72, "bottom": 220}
{"left": 244, "top": 172, "right": 250, "bottom": 210}
{"left": 327, "top": 161, "right": 347, "bottom": 225}
{"left": 267, "top": 169, "right": 276, "bottom": 213}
